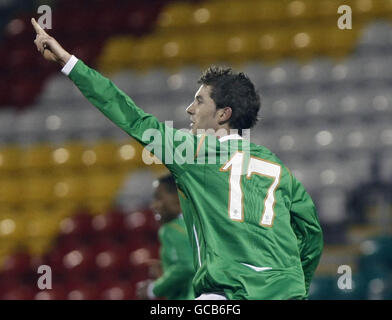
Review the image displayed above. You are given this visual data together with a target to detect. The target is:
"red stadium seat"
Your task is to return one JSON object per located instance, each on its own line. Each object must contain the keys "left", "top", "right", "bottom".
{"left": 0, "top": 78, "right": 11, "bottom": 105}
{"left": 129, "top": 245, "right": 159, "bottom": 269}
{"left": 100, "top": 280, "right": 135, "bottom": 300}
{"left": 58, "top": 212, "right": 94, "bottom": 237}
{"left": 91, "top": 210, "right": 126, "bottom": 235}
{"left": 124, "top": 209, "right": 159, "bottom": 233}
{"left": 9, "top": 76, "right": 42, "bottom": 107}
{"left": 66, "top": 283, "right": 101, "bottom": 300}
{"left": 1, "top": 285, "right": 37, "bottom": 300}
{"left": 1, "top": 252, "right": 33, "bottom": 277}
{"left": 94, "top": 245, "right": 130, "bottom": 274}
{"left": 35, "top": 286, "right": 68, "bottom": 300}
{"left": 46, "top": 246, "right": 96, "bottom": 277}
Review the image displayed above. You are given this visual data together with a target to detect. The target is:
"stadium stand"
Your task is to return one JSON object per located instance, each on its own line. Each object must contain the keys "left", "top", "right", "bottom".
{"left": 0, "top": 0, "right": 391, "bottom": 299}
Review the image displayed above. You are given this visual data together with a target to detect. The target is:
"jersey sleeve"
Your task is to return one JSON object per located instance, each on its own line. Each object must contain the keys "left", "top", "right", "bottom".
{"left": 289, "top": 175, "right": 324, "bottom": 297}
{"left": 152, "top": 224, "right": 195, "bottom": 298}
{"left": 67, "top": 59, "right": 199, "bottom": 176}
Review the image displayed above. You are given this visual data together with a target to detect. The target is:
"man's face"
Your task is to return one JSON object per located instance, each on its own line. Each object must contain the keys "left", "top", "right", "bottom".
{"left": 186, "top": 85, "right": 219, "bottom": 135}
{"left": 151, "top": 184, "right": 179, "bottom": 221}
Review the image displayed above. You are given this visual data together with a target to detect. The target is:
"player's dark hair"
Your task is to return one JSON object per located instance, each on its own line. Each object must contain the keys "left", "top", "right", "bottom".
{"left": 158, "top": 174, "right": 177, "bottom": 194}
{"left": 198, "top": 66, "right": 261, "bottom": 135}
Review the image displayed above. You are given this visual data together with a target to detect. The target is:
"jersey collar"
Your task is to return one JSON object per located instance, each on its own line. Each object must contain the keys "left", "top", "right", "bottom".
{"left": 218, "top": 134, "right": 243, "bottom": 143}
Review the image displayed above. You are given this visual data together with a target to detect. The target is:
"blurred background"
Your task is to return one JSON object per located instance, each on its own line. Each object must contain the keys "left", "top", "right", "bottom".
{"left": 0, "top": 0, "right": 391, "bottom": 300}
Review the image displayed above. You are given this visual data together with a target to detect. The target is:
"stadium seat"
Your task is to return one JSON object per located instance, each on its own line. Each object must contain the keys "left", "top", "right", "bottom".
{"left": 20, "top": 175, "right": 55, "bottom": 204}
{"left": 308, "top": 276, "right": 336, "bottom": 299}
{"left": 290, "top": 28, "right": 324, "bottom": 60}
{"left": 125, "top": 209, "right": 159, "bottom": 235}
{"left": 298, "top": 58, "right": 334, "bottom": 85}
{"left": 100, "top": 280, "right": 135, "bottom": 300}
{"left": 0, "top": 145, "right": 21, "bottom": 173}
{"left": 0, "top": 178, "right": 21, "bottom": 206}
{"left": 52, "top": 174, "right": 89, "bottom": 203}
{"left": 132, "top": 35, "right": 167, "bottom": 70}
{"left": 322, "top": 25, "right": 360, "bottom": 58}
{"left": 367, "top": 273, "right": 392, "bottom": 300}
{"left": 51, "top": 246, "right": 96, "bottom": 277}
{"left": 333, "top": 273, "right": 369, "bottom": 300}
{"left": 317, "top": 186, "right": 347, "bottom": 223}
{"left": 216, "top": 0, "right": 254, "bottom": 26}
{"left": 251, "top": 0, "right": 287, "bottom": 24}
{"left": 91, "top": 210, "right": 126, "bottom": 236}
{"left": 14, "top": 109, "right": 49, "bottom": 139}
{"left": 286, "top": 0, "right": 320, "bottom": 21}
{"left": 0, "top": 110, "right": 17, "bottom": 143}
{"left": 351, "top": 0, "right": 385, "bottom": 20}
{"left": 356, "top": 21, "right": 392, "bottom": 54}
{"left": 85, "top": 171, "right": 124, "bottom": 201}
{"left": 317, "top": 0, "right": 346, "bottom": 19}
{"left": 38, "top": 74, "right": 75, "bottom": 103}
{"left": 195, "top": 33, "right": 228, "bottom": 66}
{"left": 358, "top": 236, "right": 392, "bottom": 272}
{"left": 82, "top": 141, "right": 117, "bottom": 168}
{"left": 1, "top": 285, "right": 36, "bottom": 300}
{"left": 20, "top": 143, "right": 54, "bottom": 171}
{"left": 58, "top": 213, "right": 94, "bottom": 238}
{"left": 380, "top": 150, "right": 392, "bottom": 181}
{"left": 257, "top": 29, "right": 292, "bottom": 61}
{"left": 51, "top": 142, "right": 86, "bottom": 170}
{"left": 98, "top": 36, "right": 136, "bottom": 74}
{"left": 35, "top": 286, "right": 68, "bottom": 300}
{"left": 94, "top": 245, "right": 130, "bottom": 274}
{"left": 157, "top": 2, "right": 194, "bottom": 29}
{"left": 116, "top": 170, "right": 156, "bottom": 210}
{"left": 134, "top": 69, "right": 171, "bottom": 96}
{"left": 371, "top": 92, "right": 392, "bottom": 116}
{"left": 1, "top": 252, "right": 33, "bottom": 279}
{"left": 66, "top": 282, "right": 101, "bottom": 300}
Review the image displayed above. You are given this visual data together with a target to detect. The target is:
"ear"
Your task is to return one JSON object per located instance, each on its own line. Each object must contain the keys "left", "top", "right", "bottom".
{"left": 217, "top": 107, "right": 232, "bottom": 124}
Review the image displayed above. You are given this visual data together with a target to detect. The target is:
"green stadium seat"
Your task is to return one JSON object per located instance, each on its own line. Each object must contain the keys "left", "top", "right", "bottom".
{"left": 332, "top": 273, "right": 368, "bottom": 300}
{"left": 358, "top": 236, "right": 392, "bottom": 272}
{"left": 308, "top": 276, "right": 336, "bottom": 299}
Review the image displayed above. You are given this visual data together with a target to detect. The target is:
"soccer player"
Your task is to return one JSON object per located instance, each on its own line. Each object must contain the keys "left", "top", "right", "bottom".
{"left": 32, "top": 18, "right": 323, "bottom": 300}
{"left": 136, "top": 174, "right": 195, "bottom": 300}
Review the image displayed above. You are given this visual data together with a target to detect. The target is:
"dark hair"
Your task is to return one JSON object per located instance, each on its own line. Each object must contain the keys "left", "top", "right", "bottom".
{"left": 158, "top": 174, "right": 177, "bottom": 194}
{"left": 198, "top": 66, "right": 261, "bottom": 134}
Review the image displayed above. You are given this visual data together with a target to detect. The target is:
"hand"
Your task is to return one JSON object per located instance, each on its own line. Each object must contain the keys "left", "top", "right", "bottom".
{"left": 136, "top": 279, "right": 154, "bottom": 300}
{"left": 31, "top": 18, "right": 71, "bottom": 67}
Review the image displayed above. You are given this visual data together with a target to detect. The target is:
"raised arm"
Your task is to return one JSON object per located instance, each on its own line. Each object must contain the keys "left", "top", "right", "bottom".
{"left": 31, "top": 18, "right": 197, "bottom": 176}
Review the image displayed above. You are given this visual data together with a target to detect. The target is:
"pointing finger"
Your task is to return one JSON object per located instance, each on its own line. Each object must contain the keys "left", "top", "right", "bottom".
{"left": 31, "top": 18, "right": 48, "bottom": 36}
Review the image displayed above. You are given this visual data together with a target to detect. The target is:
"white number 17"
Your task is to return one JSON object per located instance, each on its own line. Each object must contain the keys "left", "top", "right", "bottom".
{"left": 220, "top": 152, "right": 281, "bottom": 227}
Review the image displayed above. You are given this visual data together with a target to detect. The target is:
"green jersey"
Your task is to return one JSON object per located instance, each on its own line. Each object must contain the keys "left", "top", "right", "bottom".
{"left": 65, "top": 59, "right": 323, "bottom": 300}
{"left": 153, "top": 215, "right": 195, "bottom": 300}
